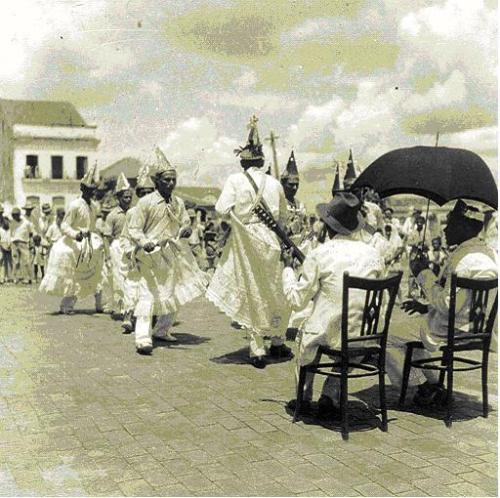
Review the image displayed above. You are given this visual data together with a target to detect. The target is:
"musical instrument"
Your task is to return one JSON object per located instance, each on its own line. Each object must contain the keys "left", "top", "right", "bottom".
{"left": 253, "top": 204, "right": 305, "bottom": 264}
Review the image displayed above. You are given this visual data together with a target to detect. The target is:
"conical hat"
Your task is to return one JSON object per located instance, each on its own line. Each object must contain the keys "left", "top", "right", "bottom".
{"left": 344, "top": 149, "right": 357, "bottom": 182}
{"left": 331, "top": 161, "right": 341, "bottom": 195}
{"left": 136, "top": 163, "right": 155, "bottom": 189}
{"left": 81, "top": 161, "right": 99, "bottom": 188}
{"left": 281, "top": 150, "right": 299, "bottom": 180}
{"left": 115, "top": 172, "right": 131, "bottom": 193}
{"left": 234, "top": 115, "right": 264, "bottom": 161}
{"left": 153, "top": 146, "right": 176, "bottom": 176}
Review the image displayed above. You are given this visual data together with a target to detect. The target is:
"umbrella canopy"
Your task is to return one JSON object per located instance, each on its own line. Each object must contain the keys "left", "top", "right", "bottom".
{"left": 352, "top": 146, "right": 497, "bottom": 210}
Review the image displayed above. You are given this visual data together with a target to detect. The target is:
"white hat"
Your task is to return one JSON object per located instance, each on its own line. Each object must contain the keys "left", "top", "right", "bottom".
{"left": 81, "top": 161, "right": 98, "bottom": 188}
{"left": 115, "top": 172, "right": 131, "bottom": 193}
{"left": 153, "top": 147, "right": 176, "bottom": 176}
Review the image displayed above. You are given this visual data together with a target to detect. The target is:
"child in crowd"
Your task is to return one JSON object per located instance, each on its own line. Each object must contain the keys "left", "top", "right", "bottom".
{"left": 0, "top": 219, "right": 13, "bottom": 283}
{"left": 428, "top": 236, "right": 447, "bottom": 276}
{"left": 32, "top": 234, "right": 47, "bottom": 282}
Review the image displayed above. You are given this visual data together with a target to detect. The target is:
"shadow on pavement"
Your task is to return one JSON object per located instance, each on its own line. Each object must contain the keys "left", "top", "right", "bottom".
{"left": 48, "top": 309, "right": 109, "bottom": 317}
{"left": 153, "top": 332, "right": 211, "bottom": 350}
{"left": 211, "top": 346, "right": 294, "bottom": 366}
{"left": 355, "top": 384, "right": 490, "bottom": 423}
{"left": 283, "top": 399, "right": 385, "bottom": 434}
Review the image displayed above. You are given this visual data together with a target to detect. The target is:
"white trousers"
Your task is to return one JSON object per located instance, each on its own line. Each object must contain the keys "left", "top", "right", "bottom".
{"left": 135, "top": 313, "right": 175, "bottom": 347}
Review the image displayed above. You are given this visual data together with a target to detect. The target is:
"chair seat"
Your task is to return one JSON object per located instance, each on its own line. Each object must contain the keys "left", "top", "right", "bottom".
{"left": 319, "top": 344, "right": 381, "bottom": 357}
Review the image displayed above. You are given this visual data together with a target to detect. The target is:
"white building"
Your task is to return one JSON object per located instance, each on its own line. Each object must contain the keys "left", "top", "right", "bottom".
{"left": 0, "top": 98, "right": 99, "bottom": 210}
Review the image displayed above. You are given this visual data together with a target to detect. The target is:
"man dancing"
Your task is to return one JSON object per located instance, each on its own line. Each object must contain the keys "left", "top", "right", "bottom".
{"left": 40, "top": 163, "right": 104, "bottom": 314}
{"left": 127, "top": 149, "right": 207, "bottom": 354}
{"left": 104, "top": 173, "right": 133, "bottom": 317}
{"left": 206, "top": 116, "right": 292, "bottom": 369}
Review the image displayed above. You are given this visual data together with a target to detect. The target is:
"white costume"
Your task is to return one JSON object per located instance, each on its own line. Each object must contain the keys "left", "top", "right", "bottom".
{"left": 283, "top": 233, "right": 384, "bottom": 402}
{"left": 127, "top": 190, "right": 207, "bottom": 347}
{"left": 206, "top": 166, "right": 292, "bottom": 357}
{"left": 40, "top": 197, "right": 104, "bottom": 312}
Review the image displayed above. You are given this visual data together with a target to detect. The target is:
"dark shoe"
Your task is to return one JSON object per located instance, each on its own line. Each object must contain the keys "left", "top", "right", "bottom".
{"left": 136, "top": 344, "right": 153, "bottom": 355}
{"left": 251, "top": 356, "right": 266, "bottom": 369}
{"left": 413, "top": 382, "right": 446, "bottom": 407}
{"left": 287, "top": 399, "right": 313, "bottom": 415}
{"left": 285, "top": 327, "right": 299, "bottom": 341}
{"left": 122, "top": 312, "right": 134, "bottom": 334}
{"left": 318, "top": 395, "right": 341, "bottom": 420}
{"left": 95, "top": 307, "right": 104, "bottom": 314}
{"left": 269, "top": 344, "right": 293, "bottom": 359}
{"left": 231, "top": 320, "right": 243, "bottom": 329}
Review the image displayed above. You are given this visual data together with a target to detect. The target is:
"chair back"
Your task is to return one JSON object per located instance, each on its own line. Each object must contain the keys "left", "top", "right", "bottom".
{"left": 341, "top": 271, "right": 403, "bottom": 354}
{"left": 448, "top": 273, "right": 498, "bottom": 349}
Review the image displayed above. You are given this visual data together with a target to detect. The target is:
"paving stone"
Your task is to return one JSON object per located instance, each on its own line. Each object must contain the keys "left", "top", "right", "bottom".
{"left": 0, "top": 287, "right": 496, "bottom": 496}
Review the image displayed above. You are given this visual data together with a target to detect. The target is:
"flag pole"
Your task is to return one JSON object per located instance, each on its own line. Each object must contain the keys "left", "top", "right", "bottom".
{"left": 421, "top": 132, "right": 439, "bottom": 250}
{"left": 265, "top": 131, "right": 280, "bottom": 179}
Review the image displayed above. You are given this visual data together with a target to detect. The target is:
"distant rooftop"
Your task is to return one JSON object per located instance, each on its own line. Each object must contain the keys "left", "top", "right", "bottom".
{"left": 0, "top": 98, "right": 88, "bottom": 127}
{"left": 101, "top": 157, "right": 221, "bottom": 207}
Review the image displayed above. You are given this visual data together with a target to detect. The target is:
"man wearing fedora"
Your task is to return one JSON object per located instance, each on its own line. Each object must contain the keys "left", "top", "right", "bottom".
{"left": 282, "top": 193, "right": 385, "bottom": 417}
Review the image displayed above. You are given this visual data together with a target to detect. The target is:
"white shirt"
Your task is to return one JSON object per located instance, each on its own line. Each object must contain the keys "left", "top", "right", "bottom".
{"left": 61, "top": 197, "right": 99, "bottom": 239}
{"left": 10, "top": 218, "right": 33, "bottom": 243}
{"left": 417, "top": 237, "right": 498, "bottom": 339}
{"left": 282, "top": 233, "right": 385, "bottom": 343}
{"left": 45, "top": 222, "right": 63, "bottom": 244}
{"left": 215, "top": 167, "right": 287, "bottom": 223}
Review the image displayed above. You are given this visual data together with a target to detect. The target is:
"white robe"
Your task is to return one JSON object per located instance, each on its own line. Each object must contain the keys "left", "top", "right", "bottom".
{"left": 206, "top": 167, "right": 291, "bottom": 336}
{"left": 40, "top": 198, "right": 104, "bottom": 298}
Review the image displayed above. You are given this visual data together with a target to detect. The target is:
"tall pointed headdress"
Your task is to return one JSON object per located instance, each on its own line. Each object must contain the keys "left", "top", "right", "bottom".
{"left": 281, "top": 150, "right": 299, "bottom": 181}
{"left": 115, "top": 172, "right": 131, "bottom": 194}
{"left": 234, "top": 115, "right": 264, "bottom": 162}
{"left": 81, "top": 160, "right": 98, "bottom": 188}
{"left": 344, "top": 149, "right": 357, "bottom": 184}
{"left": 331, "top": 160, "right": 341, "bottom": 196}
{"left": 153, "top": 146, "right": 176, "bottom": 176}
{"left": 136, "top": 163, "right": 155, "bottom": 189}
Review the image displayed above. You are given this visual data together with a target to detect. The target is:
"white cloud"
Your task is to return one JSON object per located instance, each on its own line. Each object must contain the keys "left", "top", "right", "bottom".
{"left": 232, "top": 70, "right": 258, "bottom": 90}
{"left": 214, "top": 91, "right": 302, "bottom": 112}
{"left": 403, "top": 70, "right": 467, "bottom": 113}
{"left": 158, "top": 117, "right": 239, "bottom": 184}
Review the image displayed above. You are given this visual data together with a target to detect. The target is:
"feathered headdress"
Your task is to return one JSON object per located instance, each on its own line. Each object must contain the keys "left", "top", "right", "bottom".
{"left": 234, "top": 115, "right": 264, "bottom": 161}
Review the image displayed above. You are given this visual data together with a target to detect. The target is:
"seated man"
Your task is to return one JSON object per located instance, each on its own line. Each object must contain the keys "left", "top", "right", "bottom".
{"left": 403, "top": 200, "right": 498, "bottom": 406}
{"left": 282, "top": 193, "right": 385, "bottom": 417}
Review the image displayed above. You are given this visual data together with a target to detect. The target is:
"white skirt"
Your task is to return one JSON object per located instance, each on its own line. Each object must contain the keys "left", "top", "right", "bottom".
{"left": 40, "top": 234, "right": 104, "bottom": 299}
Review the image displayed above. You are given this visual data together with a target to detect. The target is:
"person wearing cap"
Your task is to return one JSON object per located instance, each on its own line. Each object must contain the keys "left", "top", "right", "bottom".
{"left": 402, "top": 205, "right": 422, "bottom": 238}
{"left": 383, "top": 206, "right": 402, "bottom": 236}
{"left": 40, "top": 163, "right": 105, "bottom": 314}
{"left": 119, "top": 163, "right": 155, "bottom": 333}
{"left": 127, "top": 148, "right": 207, "bottom": 355}
{"left": 102, "top": 173, "right": 133, "bottom": 318}
{"left": 39, "top": 203, "right": 54, "bottom": 240}
{"left": 405, "top": 214, "right": 428, "bottom": 298}
{"left": 10, "top": 206, "right": 34, "bottom": 284}
{"left": 206, "top": 116, "right": 292, "bottom": 369}
{"left": 283, "top": 193, "right": 385, "bottom": 417}
{"left": 401, "top": 200, "right": 497, "bottom": 406}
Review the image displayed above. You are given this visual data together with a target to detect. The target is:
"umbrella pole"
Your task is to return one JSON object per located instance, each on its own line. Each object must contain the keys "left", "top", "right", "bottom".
{"left": 420, "top": 198, "right": 431, "bottom": 251}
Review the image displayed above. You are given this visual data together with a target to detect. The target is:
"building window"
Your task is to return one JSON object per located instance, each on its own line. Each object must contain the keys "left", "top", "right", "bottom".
{"left": 76, "top": 156, "right": 88, "bottom": 180}
{"left": 25, "top": 155, "right": 39, "bottom": 179}
{"left": 52, "top": 196, "right": 65, "bottom": 209}
{"left": 51, "top": 156, "right": 63, "bottom": 179}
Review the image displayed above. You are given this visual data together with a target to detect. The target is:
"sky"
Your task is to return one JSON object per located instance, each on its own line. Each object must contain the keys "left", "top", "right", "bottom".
{"left": 0, "top": 0, "right": 497, "bottom": 209}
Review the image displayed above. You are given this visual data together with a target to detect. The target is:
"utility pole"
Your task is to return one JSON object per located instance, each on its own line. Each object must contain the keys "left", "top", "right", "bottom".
{"left": 435, "top": 131, "right": 440, "bottom": 147}
{"left": 265, "top": 130, "right": 280, "bottom": 179}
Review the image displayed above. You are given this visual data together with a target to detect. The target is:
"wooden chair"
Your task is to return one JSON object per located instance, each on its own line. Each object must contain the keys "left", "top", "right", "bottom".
{"left": 399, "top": 274, "right": 498, "bottom": 427}
{"left": 293, "top": 271, "right": 402, "bottom": 440}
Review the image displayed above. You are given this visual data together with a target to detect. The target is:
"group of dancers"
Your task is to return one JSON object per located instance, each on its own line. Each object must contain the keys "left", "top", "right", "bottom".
{"left": 37, "top": 115, "right": 497, "bottom": 415}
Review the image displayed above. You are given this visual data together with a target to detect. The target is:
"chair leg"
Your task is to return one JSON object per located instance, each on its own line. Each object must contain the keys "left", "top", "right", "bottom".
{"left": 482, "top": 352, "right": 489, "bottom": 418}
{"left": 293, "top": 366, "right": 307, "bottom": 423}
{"left": 445, "top": 364, "right": 453, "bottom": 428}
{"left": 379, "top": 366, "right": 388, "bottom": 432}
{"left": 340, "top": 368, "right": 348, "bottom": 440}
{"left": 398, "top": 345, "right": 413, "bottom": 407}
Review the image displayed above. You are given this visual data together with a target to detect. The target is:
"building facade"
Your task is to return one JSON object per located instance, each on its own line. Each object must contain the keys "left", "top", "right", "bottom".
{"left": 0, "top": 99, "right": 99, "bottom": 210}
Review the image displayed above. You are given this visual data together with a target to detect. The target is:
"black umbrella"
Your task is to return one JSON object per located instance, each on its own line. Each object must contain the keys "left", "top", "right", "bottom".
{"left": 352, "top": 146, "right": 497, "bottom": 210}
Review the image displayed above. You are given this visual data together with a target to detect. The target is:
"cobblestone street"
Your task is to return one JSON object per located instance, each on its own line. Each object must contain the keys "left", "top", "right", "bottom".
{"left": 0, "top": 285, "right": 497, "bottom": 496}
